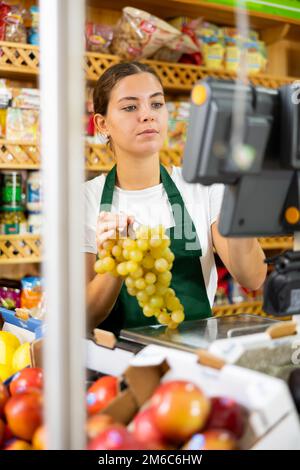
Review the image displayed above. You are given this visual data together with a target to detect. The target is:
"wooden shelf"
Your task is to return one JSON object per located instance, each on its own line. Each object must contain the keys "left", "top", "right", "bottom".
{"left": 212, "top": 300, "right": 290, "bottom": 320}
{"left": 0, "top": 41, "right": 297, "bottom": 91}
{"left": 0, "top": 234, "right": 42, "bottom": 264}
{"left": 88, "top": 0, "right": 300, "bottom": 29}
{"left": 258, "top": 236, "right": 293, "bottom": 250}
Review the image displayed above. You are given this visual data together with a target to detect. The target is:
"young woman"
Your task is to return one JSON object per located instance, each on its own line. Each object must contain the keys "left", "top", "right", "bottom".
{"left": 84, "top": 62, "right": 267, "bottom": 333}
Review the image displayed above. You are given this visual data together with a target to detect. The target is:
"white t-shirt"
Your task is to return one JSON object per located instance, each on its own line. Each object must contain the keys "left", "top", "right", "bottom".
{"left": 84, "top": 166, "right": 224, "bottom": 306}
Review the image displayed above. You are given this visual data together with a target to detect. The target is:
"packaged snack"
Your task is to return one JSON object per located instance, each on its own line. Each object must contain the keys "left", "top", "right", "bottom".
{"left": 12, "top": 88, "right": 40, "bottom": 109}
{"left": 166, "top": 101, "right": 190, "bottom": 151}
{"left": 0, "top": 278, "right": 21, "bottom": 310}
{"left": 198, "top": 22, "right": 225, "bottom": 70}
{"left": 26, "top": 170, "right": 42, "bottom": 212}
{"left": 0, "top": 205, "right": 27, "bottom": 234}
{"left": 4, "top": 4, "right": 27, "bottom": 43}
{"left": 111, "top": 7, "right": 180, "bottom": 60}
{"left": 0, "top": 1, "right": 11, "bottom": 41}
{"left": 85, "top": 22, "right": 113, "bottom": 53}
{"left": 27, "top": 211, "right": 42, "bottom": 234}
{"left": 223, "top": 28, "right": 267, "bottom": 74}
{"left": 0, "top": 84, "right": 11, "bottom": 137}
{"left": 21, "top": 276, "right": 43, "bottom": 310}
{"left": 6, "top": 107, "right": 40, "bottom": 142}
{"left": 153, "top": 32, "right": 199, "bottom": 62}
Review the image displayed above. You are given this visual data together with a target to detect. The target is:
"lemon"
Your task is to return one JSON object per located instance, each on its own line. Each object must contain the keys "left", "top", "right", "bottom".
{"left": 0, "top": 332, "right": 21, "bottom": 365}
{"left": 12, "top": 342, "right": 31, "bottom": 373}
{"left": 0, "top": 363, "right": 14, "bottom": 381}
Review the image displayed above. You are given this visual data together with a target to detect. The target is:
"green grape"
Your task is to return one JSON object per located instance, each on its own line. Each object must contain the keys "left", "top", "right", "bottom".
{"left": 157, "top": 312, "right": 171, "bottom": 325}
{"left": 145, "top": 284, "right": 156, "bottom": 296}
{"left": 94, "top": 259, "right": 105, "bottom": 274}
{"left": 155, "top": 284, "right": 168, "bottom": 296}
{"left": 110, "top": 268, "right": 119, "bottom": 278}
{"left": 151, "top": 225, "right": 165, "bottom": 238}
{"left": 122, "top": 249, "right": 131, "bottom": 260}
{"left": 103, "top": 240, "right": 115, "bottom": 251}
{"left": 117, "top": 239, "right": 125, "bottom": 247}
{"left": 142, "top": 255, "right": 155, "bottom": 269}
{"left": 161, "top": 248, "right": 175, "bottom": 263}
{"left": 116, "top": 262, "right": 129, "bottom": 276}
{"left": 127, "top": 287, "right": 137, "bottom": 296}
{"left": 149, "top": 296, "right": 164, "bottom": 309}
{"left": 135, "top": 278, "right": 146, "bottom": 290}
{"left": 143, "top": 305, "right": 156, "bottom": 318}
{"left": 160, "top": 237, "right": 171, "bottom": 249}
{"left": 149, "top": 238, "right": 162, "bottom": 248}
{"left": 154, "top": 258, "right": 169, "bottom": 273}
{"left": 126, "top": 261, "right": 139, "bottom": 273}
{"left": 136, "top": 239, "right": 149, "bottom": 251}
{"left": 131, "top": 266, "right": 144, "bottom": 279}
{"left": 123, "top": 239, "right": 136, "bottom": 250}
{"left": 112, "top": 245, "right": 122, "bottom": 259}
{"left": 102, "top": 256, "right": 116, "bottom": 272}
{"left": 125, "top": 276, "right": 135, "bottom": 288}
{"left": 150, "top": 248, "right": 163, "bottom": 259}
{"left": 166, "top": 296, "right": 181, "bottom": 311}
{"left": 129, "top": 250, "right": 143, "bottom": 263}
{"left": 137, "top": 291, "right": 149, "bottom": 304}
{"left": 157, "top": 271, "right": 172, "bottom": 286}
{"left": 145, "top": 272, "right": 156, "bottom": 285}
{"left": 171, "top": 310, "right": 185, "bottom": 323}
{"left": 136, "top": 225, "right": 151, "bottom": 240}
{"left": 98, "top": 249, "right": 110, "bottom": 260}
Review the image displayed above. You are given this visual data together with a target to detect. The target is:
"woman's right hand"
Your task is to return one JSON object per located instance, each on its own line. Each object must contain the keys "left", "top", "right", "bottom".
{"left": 96, "top": 211, "right": 134, "bottom": 251}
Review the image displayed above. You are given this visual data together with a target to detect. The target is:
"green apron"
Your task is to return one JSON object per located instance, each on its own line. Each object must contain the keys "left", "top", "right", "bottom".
{"left": 99, "top": 164, "right": 211, "bottom": 334}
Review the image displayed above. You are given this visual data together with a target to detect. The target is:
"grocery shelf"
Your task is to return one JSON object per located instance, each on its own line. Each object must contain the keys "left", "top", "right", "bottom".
{"left": 0, "top": 41, "right": 297, "bottom": 91}
{"left": 0, "top": 140, "right": 40, "bottom": 169}
{"left": 0, "top": 234, "right": 42, "bottom": 264}
{"left": 212, "top": 300, "right": 291, "bottom": 320}
{"left": 258, "top": 236, "right": 293, "bottom": 250}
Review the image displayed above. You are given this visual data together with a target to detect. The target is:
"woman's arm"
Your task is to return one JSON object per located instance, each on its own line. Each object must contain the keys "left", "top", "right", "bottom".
{"left": 211, "top": 219, "right": 267, "bottom": 291}
{"left": 86, "top": 253, "right": 123, "bottom": 332}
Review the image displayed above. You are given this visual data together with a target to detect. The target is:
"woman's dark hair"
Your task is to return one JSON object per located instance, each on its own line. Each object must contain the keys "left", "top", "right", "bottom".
{"left": 93, "top": 62, "right": 163, "bottom": 116}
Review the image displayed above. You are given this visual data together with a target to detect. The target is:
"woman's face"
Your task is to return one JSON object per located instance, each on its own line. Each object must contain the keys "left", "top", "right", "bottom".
{"left": 98, "top": 72, "right": 168, "bottom": 158}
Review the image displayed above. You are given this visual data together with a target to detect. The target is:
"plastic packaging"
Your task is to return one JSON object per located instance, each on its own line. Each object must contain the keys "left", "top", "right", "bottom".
{"left": 28, "top": 5, "right": 39, "bottom": 45}
{"left": 0, "top": 278, "right": 21, "bottom": 309}
{"left": 111, "top": 7, "right": 180, "bottom": 60}
{"left": 20, "top": 276, "right": 43, "bottom": 310}
{"left": 6, "top": 108, "right": 40, "bottom": 141}
{"left": 0, "top": 170, "right": 22, "bottom": 206}
{"left": 0, "top": 205, "right": 26, "bottom": 234}
{"left": 85, "top": 22, "right": 113, "bottom": 53}
{"left": 26, "top": 170, "right": 42, "bottom": 212}
{"left": 166, "top": 102, "right": 190, "bottom": 151}
{"left": 3, "top": 4, "right": 27, "bottom": 43}
{"left": 27, "top": 211, "right": 42, "bottom": 234}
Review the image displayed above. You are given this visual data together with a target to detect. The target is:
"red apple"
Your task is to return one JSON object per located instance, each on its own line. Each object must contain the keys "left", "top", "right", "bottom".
{"left": 132, "top": 407, "right": 168, "bottom": 448}
{"left": 205, "top": 397, "right": 247, "bottom": 439}
{"left": 0, "top": 418, "right": 5, "bottom": 448}
{"left": 32, "top": 425, "right": 47, "bottom": 450}
{"left": 0, "top": 380, "right": 9, "bottom": 417}
{"left": 9, "top": 367, "right": 43, "bottom": 396}
{"left": 86, "top": 376, "right": 118, "bottom": 415}
{"left": 4, "top": 439, "right": 33, "bottom": 450}
{"left": 4, "top": 391, "right": 43, "bottom": 441}
{"left": 86, "top": 414, "right": 114, "bottom": 440}
{"left": 183, "top": 429, "right": 237, "bottom": 450}
{"left": 150, "top": 380, "right": 211, "bottom": 443}
{"left": 3, "top": 424, "right": 14, "bottom": 443}
{"left": 87, "top": 424, "right": 142, "bottom": 450}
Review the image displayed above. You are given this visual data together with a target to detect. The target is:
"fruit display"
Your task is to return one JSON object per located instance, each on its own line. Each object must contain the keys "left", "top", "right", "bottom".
{"left": 94, "top": 225, "right": 185, "bottom": 329}
{"left": 0, "top": 331, "right": 22, "bottom": 381}
{"left": 86, "top": 375, "right": 118, "bottom": 415}
{"left": 86, "top": 377, "right": 248, "bottom": 450}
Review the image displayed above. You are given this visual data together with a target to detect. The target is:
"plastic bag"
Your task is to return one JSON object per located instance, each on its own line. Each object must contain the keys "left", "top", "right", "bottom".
{"left": 111, "top": 7, "right": 180, "bottom": 60}
{"left": 153, "top": 31, "right": 199, "bottom": 62}
{"left": 85, "top": 22, "right": 113, "bottom": 53}
{"left": 20, "top": 276, "right": 43, "bottom": 310}
{"left": 0, "top": 279, "right": 21, "bottom": 310}
{"left": 4, "top": 4, "right": 27, "bottom": 43}
{"left": 165, "top": 101, "right": 190, "bottom": 151}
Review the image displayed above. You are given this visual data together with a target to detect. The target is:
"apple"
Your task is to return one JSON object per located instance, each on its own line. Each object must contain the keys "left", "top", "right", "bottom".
{"left": 0, "top": 380, "right": 9, "bottom": 417}
{"left": 150, "top": 380, "right": 211, "bottom": 443}
{"left": 86, "top": 376, "right": 118, "bottom": 415}
{"left": 3, "top": 424, "right": 14, "bottom": 443}
{"left": 32, "top": 425, "right": 47, "bottom": 450}
{"left": 132, "top": 407, "right": 168, "bottom": 449}
{"left": 86, "top": 414, "right": 114, "bottom": 440}
{"left": 205, "top": 397, "right": 247, "bottom": 439}
{"left": 183, "top": 429, "right": 237, "bottom": 450}
{"left": 4, "top": 391, "right": 43, "bottom": 441}
{"left": 9, "top": 367, "right": 43, "bottom": 396}
{"left": 0, "top": 418, "right": 5, "bottom": 448}
{"left": 87, "top": 424, "right": 142, "bottom": 450}
{"left": 4, "top": 439, "right": 33, "bottom": 450}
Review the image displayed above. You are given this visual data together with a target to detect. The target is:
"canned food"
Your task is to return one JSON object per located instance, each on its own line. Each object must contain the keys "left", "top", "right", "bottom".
{"left": 0, "top": 171, "right": 22, "bottom": 206}
{"left": 0, "top": 206, "right": 27, "bottom": 235}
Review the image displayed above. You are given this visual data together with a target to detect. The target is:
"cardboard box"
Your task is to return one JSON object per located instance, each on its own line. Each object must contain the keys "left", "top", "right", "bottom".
{"left": 88, "top": 343, "right": 300, "bottom": 449}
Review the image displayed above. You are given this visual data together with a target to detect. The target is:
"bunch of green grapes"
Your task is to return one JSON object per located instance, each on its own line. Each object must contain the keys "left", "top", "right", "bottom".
{"left": 94, "top": 225, "right": 185, "bottom": 329}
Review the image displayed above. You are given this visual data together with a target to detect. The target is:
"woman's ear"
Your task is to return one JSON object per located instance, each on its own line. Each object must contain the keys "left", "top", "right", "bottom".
{"left": 94, "top": 113, "right": 108, "bottom": 136}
